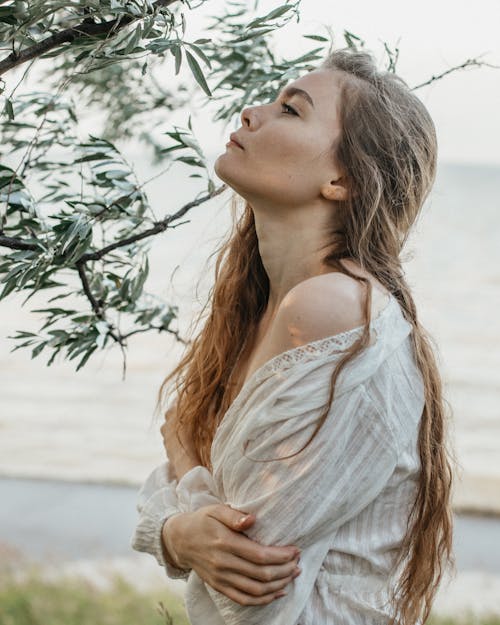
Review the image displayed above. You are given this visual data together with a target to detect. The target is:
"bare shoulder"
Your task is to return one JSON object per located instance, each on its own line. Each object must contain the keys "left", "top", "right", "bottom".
{"left": 271, "top": 272, "right": 380, "bottom": 352}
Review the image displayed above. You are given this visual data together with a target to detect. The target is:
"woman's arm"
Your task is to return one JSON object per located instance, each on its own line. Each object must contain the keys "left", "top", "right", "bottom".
{"left": 130, "top": 458, "right": 193, "bottom": 579}
{"left": 200, "top": 377, "right": 408, "bottom": 625}
{"left": 131, "top": 404, "right": 301, "bottom": 596}
{"left": 163, "top": 504, "right": 302, "bottom": 605}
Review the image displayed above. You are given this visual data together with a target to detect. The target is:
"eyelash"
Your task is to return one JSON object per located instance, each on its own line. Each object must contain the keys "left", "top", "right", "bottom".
{"left": 280, "top": 102, "right": 298, "bottom": 116}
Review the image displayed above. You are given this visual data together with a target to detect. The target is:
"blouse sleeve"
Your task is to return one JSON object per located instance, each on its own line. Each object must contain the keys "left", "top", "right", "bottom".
{"left": 130, "top": 453, "right": 224, "bottom": 583}
{"left": 203, "top": 371, "right": 405, "bottom": 625}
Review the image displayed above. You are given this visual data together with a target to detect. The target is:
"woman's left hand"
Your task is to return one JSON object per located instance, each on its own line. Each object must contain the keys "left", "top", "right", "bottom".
{"left": 161, "top": 402, "right": 200, "bottom": 481}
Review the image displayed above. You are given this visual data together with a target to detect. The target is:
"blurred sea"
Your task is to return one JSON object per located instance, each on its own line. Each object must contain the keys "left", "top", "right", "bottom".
{"left": 0, "top": 157, "right": 499, "bottom": 514}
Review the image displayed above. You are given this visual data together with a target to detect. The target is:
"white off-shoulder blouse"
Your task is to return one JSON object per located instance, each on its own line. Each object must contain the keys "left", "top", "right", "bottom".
{"left": 131, "top": 293, "right": 425, "bottom": 625}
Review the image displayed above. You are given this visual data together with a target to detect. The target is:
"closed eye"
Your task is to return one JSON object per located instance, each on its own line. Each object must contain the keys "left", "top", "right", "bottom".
{"left": 281, "top": 102, "right": 298, "bottom": 116}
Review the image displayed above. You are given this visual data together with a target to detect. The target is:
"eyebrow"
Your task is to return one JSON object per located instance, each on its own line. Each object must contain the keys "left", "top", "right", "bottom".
{"left": 280, "top": 86, "right": 315, "bottom": 109}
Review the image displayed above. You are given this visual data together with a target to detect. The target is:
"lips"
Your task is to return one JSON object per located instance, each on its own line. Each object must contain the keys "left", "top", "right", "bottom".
{"left": 229, "top": 133, "right": 244, "bottom": 149}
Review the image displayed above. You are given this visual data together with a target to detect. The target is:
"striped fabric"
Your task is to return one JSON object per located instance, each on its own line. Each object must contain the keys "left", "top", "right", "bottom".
{"left": 131, "top": 294, "right": 425, "bottom": 625}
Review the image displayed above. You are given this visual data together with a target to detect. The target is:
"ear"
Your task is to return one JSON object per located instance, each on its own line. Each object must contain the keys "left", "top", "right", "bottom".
{"left": 321, "top": 177, "right": 349, "bottom": 202}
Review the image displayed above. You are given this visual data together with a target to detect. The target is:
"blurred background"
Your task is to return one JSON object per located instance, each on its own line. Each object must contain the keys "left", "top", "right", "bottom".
{"left": 1, "top": 0, "right": 499, "bottom": 622}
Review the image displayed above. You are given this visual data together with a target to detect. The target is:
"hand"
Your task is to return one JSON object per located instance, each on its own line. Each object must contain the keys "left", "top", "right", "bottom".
{"left": 161, "top": 401, "right": 199, "bottom": 481}
{"left": 162, "top": 504, "right": 302, "bottom": 606}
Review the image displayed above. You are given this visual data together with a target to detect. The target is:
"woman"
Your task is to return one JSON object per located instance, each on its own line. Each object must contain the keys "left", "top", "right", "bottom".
{"left": 131, "top": 47, "right": 455, "bottom": 625}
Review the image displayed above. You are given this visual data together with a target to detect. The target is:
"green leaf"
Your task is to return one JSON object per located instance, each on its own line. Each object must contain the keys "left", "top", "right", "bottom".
{"left": 184, "top": 43, "right": 212, "bottom": 70}
{"left": 185, "top": 50, "right": 212, "bottom": 97}
{"left": 76, "top": 346, "right": 98, "bottom": 371}
{"left": 247, "top": 3, "right": 292, "bottom": 28}
{"left": 73, "top": 153, "right": 110, "bottom": 164}
{"left": 31, "top": 342, "right": 46, "bottom": 359}
{"left": 2, "top": 264, "right": 25, "bottom": 283}
{"left": 4, "top": 97, "right": 14, "bottom": 120}
{"left": 343, "top": 30, "right": 365, "bottom": 49}
{"left": 174, "top": 45, "right": 182, "bottom": 75}
{"left": 175, "top": 156, "right": 204, "bottom": 167}
{"left": 232, "top": 27, "right": 275, "bottom": 42}
{"left": 124, "top": 23, "right": 142, "bottom": 55}
{"left": 47, "top": 346, "right": 62, "bottom": 367}
{"left": 103, "top": 169, "right": 129, "bottom": 179}
{"left": 303, "top": 34, "right": 329, "bottom": 42}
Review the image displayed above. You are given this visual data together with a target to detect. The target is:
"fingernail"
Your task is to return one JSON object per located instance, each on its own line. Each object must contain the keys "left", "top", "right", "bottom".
{"left": 238, "top": 515, "right": 250, "bottom": 525}
{"left": 275, "top": 591, "right": 287, "bottom": 598}
{"left": 293, "top": 567, "right": 301, "bottom": 577}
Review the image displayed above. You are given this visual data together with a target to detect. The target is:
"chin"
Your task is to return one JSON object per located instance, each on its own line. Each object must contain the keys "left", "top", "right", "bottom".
{"left": 214, "top": 155, "right": 251, "bottom": 198}
{"left": 213, "top": 155, "right": 233, "bottom": 185}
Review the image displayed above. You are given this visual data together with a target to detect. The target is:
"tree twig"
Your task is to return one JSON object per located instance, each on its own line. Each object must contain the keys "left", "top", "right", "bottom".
{"left": 1, "top": 183, "right": 227, "bottom": 353}
{"left": 76, "top": 258, "right": 125, "bottom": 350}
{"left": 122, "top": 325, "right": 190, "bottom": 343}
{"left": 75, "top": 258, "right": 103, "bottom": 317}
{"left": 0, "top": 184, "right": 227, "bottom": 256}
{"left": 79, "top": 183, "right": 228, "bottom": 262}
{"left": 0, "top": 235, "right": 38, "bottom": 250}
{"left": 411, "top": 56, "right": 500, "bottom": 91}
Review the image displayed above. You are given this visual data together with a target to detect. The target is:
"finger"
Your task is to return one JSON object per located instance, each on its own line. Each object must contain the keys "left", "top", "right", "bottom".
{"left": 225, "top": 532, "right": 300, "bottom": 565}
{"left": 215, "top": 583, "right": 288, "bottom": 606}
{"left": 222, "top": 552, "right": 301, "bottom": 583}
{"left": 207, "top": 504, "right": 256, "bottom": 532}
{"left": 219, "top": 570, "right": 298, "bottom": 597}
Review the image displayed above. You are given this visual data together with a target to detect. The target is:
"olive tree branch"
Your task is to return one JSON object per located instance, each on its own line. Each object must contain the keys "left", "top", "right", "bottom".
{"left": 0, "top": 0, "right": 180, "bottom": 76}
{"left": 0, "top": 235, "right": 38, "bottom": 250}
{"left": 1, "top": 183, "right": 226, "bottom": 360}
{"left": 0, "top": 184, "right": 227, "bottom": 257}
{"left": 78, "top": 183, "right": 227, "bottom": 262}
{"left": 411, "top": 55, "right": 500, "bottom": 90}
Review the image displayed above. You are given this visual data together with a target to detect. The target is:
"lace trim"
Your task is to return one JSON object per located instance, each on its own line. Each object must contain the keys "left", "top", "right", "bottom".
{"left": 211, "top": 294, "right": 398, "bottom": 456}
{"left": 253, "top": 293, "right": 396, "bottom": 382}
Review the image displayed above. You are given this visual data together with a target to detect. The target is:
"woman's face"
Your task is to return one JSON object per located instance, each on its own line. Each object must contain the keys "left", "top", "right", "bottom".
{"left": 214, "top": 68, "right": 345, "bottom": 209}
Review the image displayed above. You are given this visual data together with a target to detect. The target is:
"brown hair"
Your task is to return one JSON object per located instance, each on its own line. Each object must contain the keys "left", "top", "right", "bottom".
{"left": 156, "top": 47, "right": 455, "bottom": 624}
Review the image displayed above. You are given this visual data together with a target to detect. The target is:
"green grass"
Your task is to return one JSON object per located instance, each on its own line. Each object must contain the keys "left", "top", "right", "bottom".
{"left": 0, "top": 566, "right": 189, "bottom": 625}
{"left": 0, "top": 566, "right": 499, "bottom": 625}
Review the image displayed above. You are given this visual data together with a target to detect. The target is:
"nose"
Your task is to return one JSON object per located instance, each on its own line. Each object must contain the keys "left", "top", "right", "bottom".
{"left": 240, "top": 105, "right": 253, "bottom": 128}
{"left": 239, "top": 98, "right": 273, "bottom": 131}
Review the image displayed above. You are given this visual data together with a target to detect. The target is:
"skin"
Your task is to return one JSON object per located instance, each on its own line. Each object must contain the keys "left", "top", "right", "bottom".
{"left": 161, "top": 408, "right": 302, "bottom": 605}
{"left": 161, "top": 68, "right": 387, "bottom": 605}
{"left": 214, "top": 68, "right": 350, "bottom": 317}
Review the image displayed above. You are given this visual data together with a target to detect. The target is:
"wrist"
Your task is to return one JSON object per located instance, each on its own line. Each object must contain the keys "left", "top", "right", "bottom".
{"left": 161, "top": 514, "right": 189, "bottom": 569}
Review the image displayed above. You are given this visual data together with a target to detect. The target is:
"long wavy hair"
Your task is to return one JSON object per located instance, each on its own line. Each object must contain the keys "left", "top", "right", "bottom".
{"left": 155, "top": 47, "right": 455, "bottom": 625}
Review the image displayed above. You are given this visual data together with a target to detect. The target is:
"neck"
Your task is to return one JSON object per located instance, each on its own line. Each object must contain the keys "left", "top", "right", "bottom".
{"left": 251, "top": 202, "right": 338, "bottom": 315}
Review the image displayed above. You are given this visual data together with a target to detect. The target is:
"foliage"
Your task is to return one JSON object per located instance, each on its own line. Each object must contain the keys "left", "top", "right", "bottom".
{"left": 0, "top": 0, "right": 495, "bottom": 373}
{"left": 0, "top": 0, "right": 332, "bottom": 373}
{"left": 0, "top": 565, "right": 189, "bottom": 625}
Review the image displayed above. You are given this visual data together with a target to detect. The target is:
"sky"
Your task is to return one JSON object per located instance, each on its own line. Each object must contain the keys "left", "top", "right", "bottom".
{"left": 177, "top": 0, "right": 500, "bottom": 167}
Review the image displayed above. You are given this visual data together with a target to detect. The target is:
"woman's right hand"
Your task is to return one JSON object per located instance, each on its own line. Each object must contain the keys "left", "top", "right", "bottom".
{"left": 162, "top": 504, "right": 302, "bottom": 606}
